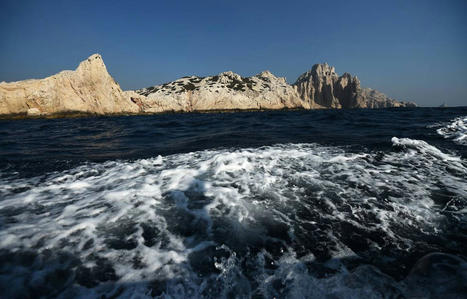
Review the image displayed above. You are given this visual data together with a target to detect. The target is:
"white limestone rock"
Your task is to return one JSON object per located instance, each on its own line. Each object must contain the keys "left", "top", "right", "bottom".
{"left": 0, "top": 54, "right": 140, "bottom": 116}
{"left": 137, "top": 70, "right": 309, "bottom": 112}
{"left": 0, "top": 55, "right": 416, "bottom": 118}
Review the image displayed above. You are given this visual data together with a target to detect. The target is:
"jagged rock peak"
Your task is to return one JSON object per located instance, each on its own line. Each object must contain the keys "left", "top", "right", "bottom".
{"left": 293, "top": 63, "right": 342, "bottom": 108}
{"left": 76, "top": 53, "right": 107, "bottom": 73}
{"left": 295, "top": 63, "right": 338, "bottom": 82}
{"left": 293, "top": 63, "right": 415, "bottom": 109}
{"left": 0, "top": 53, "right": 140, "bottom": 116}
{"left": 311, "top": 63, "right": 337, "bottom": 76}
{"left": 340, "top": 72, "right": 354, "bottom": 79}
{"left": 88, "top": 53, "right": 103, "bottom": 61}
{"left": 255, "top": 70, "right": 288, "bottom": 84}
{"left": 257, "top": 70, "right": 275, "bottom": 78}
{"left": 218, "top": 71, "right": 242, "bottom": 81}
{"left": 336, "top": 72, "right": 360, "bottom": 88}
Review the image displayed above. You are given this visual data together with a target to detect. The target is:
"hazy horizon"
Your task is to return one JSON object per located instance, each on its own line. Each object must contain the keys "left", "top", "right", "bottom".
{"left": 1, "top": 0, "right": 466, "bottom": 107}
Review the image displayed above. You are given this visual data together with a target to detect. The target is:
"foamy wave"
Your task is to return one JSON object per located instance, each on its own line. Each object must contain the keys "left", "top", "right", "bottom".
{"left": 391, "top": 137, "right": 461, "bottom": 161}
{"left": 0, "top": 141, "right": 465, "bottom": 298}
{"left": 435, "top": 116, "right": 467, "bottom": 146}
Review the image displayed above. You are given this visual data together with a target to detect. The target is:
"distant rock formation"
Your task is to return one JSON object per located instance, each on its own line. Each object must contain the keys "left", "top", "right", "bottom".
{"left": 294, "top": 64, "right": 342, "bottom": 108}
{"left": 293, "top": 63, "right": 416, "bottom": 109}
{"left": 0, "top": 54, "right": 140, "bottom": 116}
{"left": 0, "top": 54, "right": 416, "bottom": 118}
{"left": 136, "top": 70, "right": 308, "bottom": 113}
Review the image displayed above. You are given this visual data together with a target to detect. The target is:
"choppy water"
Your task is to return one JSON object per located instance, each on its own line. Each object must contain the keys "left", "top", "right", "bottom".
{"left": 0, "top": 107, "right": 466, "bottom": 298}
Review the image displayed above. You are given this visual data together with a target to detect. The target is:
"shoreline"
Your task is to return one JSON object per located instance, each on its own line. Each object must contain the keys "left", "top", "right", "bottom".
{"left": 6, "top": 106, "right": 456, "bottom": 121}
{"left": 0, "top": 107, "right": 312, "bottom": 120}
{"left": 2, "top": 106, "right": 466, "bottom": 121}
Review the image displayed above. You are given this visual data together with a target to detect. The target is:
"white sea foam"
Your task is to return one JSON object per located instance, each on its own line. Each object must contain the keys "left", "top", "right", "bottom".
{"left": 391, "top": 137, "right": 461, "bottom": 161}
{"left": 435, "top": 116, "right": 467, "bottom": 146}
{"left": 0, "top": 139, "right": 465, "bottom": 298}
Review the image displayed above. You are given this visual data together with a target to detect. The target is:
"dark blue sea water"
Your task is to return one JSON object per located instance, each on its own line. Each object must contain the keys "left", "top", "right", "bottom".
{"left": 0, "top": 107, "right": 466, "bottom": 298}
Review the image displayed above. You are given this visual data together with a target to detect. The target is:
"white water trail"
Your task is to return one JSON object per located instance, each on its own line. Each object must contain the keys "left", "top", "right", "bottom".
{"left": 434, "top": 116, "right": 467, "bottom": 146}
{"left": 0, "top": 139, "right": 466, "bottom": 298}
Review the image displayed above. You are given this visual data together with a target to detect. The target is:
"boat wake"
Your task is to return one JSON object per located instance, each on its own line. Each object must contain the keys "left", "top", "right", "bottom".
{"left": 435, "top": 115, "right": 467, "bottom": 146}
{"left": 0, "top": 138, "right": 466, "bottom": 298}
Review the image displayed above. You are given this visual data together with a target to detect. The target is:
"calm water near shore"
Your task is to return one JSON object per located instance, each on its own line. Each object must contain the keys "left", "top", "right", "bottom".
{"left": 0, "top": 107, "right": 466, "bottom": 298}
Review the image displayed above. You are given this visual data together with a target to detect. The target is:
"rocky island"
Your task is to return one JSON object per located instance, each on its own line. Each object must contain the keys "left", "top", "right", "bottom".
{"left": 0, "top": 54, "right": 416, "bottom": 118}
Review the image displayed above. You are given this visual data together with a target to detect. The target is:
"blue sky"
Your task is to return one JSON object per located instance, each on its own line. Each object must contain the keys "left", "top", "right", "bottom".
{"left": 1, "top": 0, "right": 466, "bottom": 106}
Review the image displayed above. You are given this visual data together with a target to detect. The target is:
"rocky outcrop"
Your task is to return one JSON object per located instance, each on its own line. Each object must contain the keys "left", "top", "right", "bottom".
{"left": 293, "top": 64, "right": 341, "bottom": 108}
{"left": 0, "top": 54, "right": 140, "bottom": 116}
{"left": 334, "top": 72, "right": 362, "bottom": 108}
{"left": 0, "top": 55, "right": 416, "bottom": 118}
{"left": 137, "top": 70, "right": 308, "bottom": 112}
{"left": 139, "top": 63, "right": 415, "bottom": 113}
{"left": 358, "top": 88, "right": 416, "bottom": 108}
{"left": 293, "top": 63, "right": 416, "bottom": 109}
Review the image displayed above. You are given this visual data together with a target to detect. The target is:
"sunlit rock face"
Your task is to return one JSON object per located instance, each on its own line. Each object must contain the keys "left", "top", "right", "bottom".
{"left": 138, "top": 63, "right": 416, "bottom": 113}
{"left": 136, "top": 70, "right": 309, "bottom": 112}
{"left": 0, "top": 54, "right": 140, "bottom": 116}
{"left": 0, "top": 55, "right": 416, "bottom": 117}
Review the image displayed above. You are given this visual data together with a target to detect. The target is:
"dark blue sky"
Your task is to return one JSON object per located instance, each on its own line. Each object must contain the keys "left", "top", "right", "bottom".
{"left": 1, "top": 0, "right": 466, "bottom": 106}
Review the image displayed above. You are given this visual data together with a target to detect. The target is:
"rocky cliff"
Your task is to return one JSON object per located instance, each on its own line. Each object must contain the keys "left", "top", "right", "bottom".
{"left": 139, "top": 62, "right": 415, "bottom": 112}
{"left": 136, "top": 70, "right": 308, "bottom": 112}
{"left": 0, "top": 54, "right": 140, "bottom": 116}
{"left": 0, "top": 55, "right": 416, "bottom": 118}
{"left": 293, "top": 63, "right": 416, "bottom": 109}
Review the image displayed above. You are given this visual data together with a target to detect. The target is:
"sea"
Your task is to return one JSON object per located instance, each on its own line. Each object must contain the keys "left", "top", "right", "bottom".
{"left": 0, "top": 107, "right": 466, "bottom": 298}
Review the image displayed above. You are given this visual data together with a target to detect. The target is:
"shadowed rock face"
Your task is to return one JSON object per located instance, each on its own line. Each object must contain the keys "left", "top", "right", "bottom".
{"left": 294, "top": 64, "right": 341, "bottom": 108}
{"left": 293, "top": 63, "right": 416, "bottom": 109}
{"left": 0, "top": 54, "right": 140, "bottom": 116}
{"left": 334, "top": 73, "right": 362, "bottom": 108}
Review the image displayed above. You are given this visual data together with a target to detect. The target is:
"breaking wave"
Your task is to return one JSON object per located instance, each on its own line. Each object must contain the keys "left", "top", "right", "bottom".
{"left": 0, "top": 138, "right": 466, "bottom": 298}
{"left": 435, "top": 116, "right": 467, "bottom": 146}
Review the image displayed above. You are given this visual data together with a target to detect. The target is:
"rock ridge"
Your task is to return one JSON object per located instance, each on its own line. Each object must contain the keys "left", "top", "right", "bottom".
{"left": 0, "top": 54, "right": 140, "bottom": 116}
{"left": 136, "top": 70, "right": 308, "bottom": 113}
{"left": 293, "top": 63, "right": 416, "bottom": 109}
{"left": 0, "top": 55, "right": 416, "bottom": 118}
